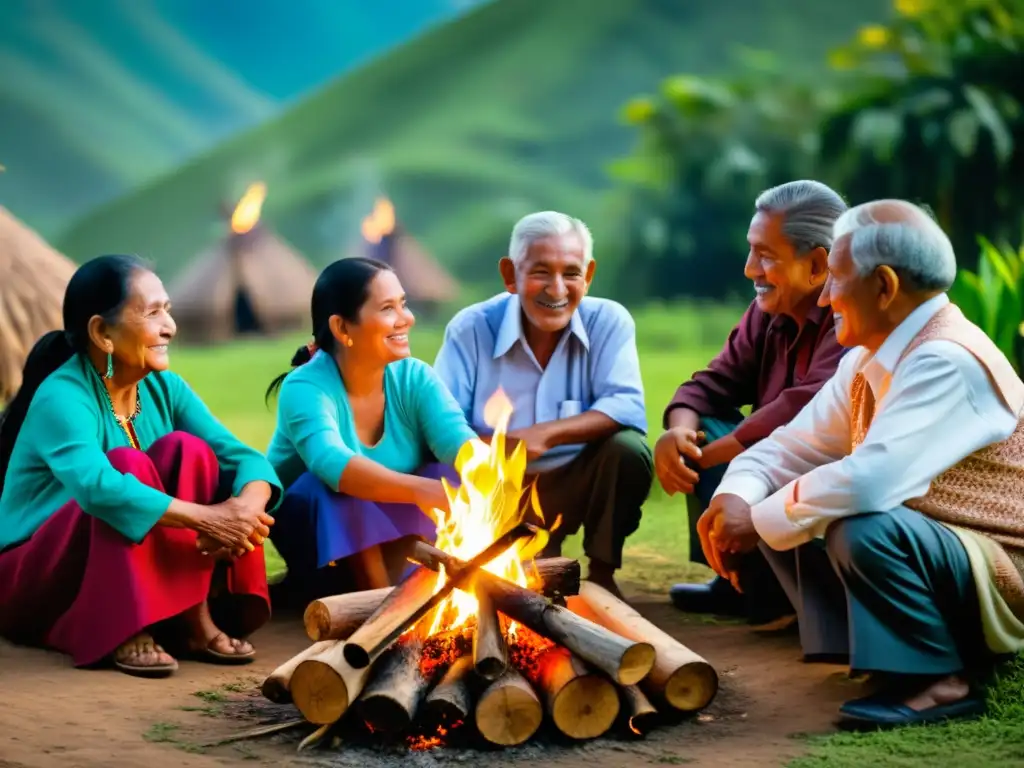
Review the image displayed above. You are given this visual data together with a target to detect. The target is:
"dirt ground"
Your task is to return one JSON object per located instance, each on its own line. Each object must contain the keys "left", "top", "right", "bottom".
{"left": 0, "top": 583, "right": 863, "bottom": 768}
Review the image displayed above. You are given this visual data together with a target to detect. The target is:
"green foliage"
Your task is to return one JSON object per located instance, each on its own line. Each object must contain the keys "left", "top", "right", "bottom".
{"left": 949, "top": 237, "right": 1024, "bottom": 369}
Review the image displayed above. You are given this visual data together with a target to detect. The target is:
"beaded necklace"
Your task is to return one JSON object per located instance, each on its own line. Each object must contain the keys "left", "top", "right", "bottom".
{"left": 100, "top": 384, "right": 143, "bottom": 449}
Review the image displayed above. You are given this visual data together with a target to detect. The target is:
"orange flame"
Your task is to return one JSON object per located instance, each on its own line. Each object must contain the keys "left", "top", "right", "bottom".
{"left": 425, "top": 388, "right": 548, "bottom": 636}
{"left": 230, "top": 182, "right": 267, "bottom": 234}
{"left": 361, "top": 197, "right": 396, "bottom": 244}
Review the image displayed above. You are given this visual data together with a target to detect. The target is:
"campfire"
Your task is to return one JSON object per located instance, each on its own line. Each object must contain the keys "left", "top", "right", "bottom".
{"left": 262, "top": 391, "right": 718, "bottom": 750}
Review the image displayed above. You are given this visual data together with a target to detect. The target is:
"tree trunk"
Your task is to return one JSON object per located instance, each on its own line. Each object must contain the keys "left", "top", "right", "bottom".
{"left": 473, "top": 592, "right": 508, "bottom": 680}
{"left": 474, "top": 667, "right": 543, "bottom": 746}
{"left": 535, "top": 645, "right": 619, "bottom": 740}
{"left": 289, "top": 641, "right": 374, "bottom": 724}
{"left": 570, "top": 582, "right": 718, "bottom": 711}
{"left": 357, "top": 636, "right": 431, "bottom": 734}
{"left": 261, "top": 640, "right": 337, "bottom": 704}
{"left": 303, "top": 587, "right": 393, "bottom": 641}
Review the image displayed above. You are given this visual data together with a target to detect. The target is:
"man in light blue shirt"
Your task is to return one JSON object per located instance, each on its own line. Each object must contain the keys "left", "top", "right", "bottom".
{"left": 434, "top": 211, "right": 653, "bottom": 598}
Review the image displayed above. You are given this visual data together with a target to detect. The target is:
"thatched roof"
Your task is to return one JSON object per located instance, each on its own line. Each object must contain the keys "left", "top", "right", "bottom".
{"left": 0, "top": 207, "right": 77, "bottom": 404}
{"left": 363, "top": 226, "right": 459, "bottom": 304}
{"left": 168, "top": 223, "right": 318, "bottom": 344}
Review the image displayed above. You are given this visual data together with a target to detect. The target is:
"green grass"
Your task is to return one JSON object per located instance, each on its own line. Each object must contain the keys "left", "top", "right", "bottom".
{"left": 173, "top": 299, "right": 737, "bottom": 591}
{"left": 54, "top": 0, "right": 891, "bottom": 290}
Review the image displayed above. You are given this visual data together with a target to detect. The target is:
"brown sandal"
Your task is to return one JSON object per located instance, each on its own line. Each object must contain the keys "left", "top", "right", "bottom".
{"left": 113, "top": 633, "right": 179, "bottom": 678}
{"left": 186, "top": 632, "right": 256, "bottom": 665}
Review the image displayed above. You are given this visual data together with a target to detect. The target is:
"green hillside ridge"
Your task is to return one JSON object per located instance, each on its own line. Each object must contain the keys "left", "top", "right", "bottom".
{"left": 56, "top": 0, "right": 889, "bottom": 292}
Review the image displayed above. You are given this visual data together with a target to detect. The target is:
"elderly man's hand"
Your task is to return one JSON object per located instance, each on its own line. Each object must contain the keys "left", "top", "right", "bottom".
{"left": 508, "top": 424, "right": 554, "bottom": 462}
{"left": 653, "top": 427, "right": 702, "bottom": 495}
{"left": 697, "top": 494, "right": 759, "bottom": 586}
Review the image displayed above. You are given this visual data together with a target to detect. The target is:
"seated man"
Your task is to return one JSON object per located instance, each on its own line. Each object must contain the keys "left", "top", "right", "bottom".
{"left": 701, "top": 199, "right": 1024, "bottom": 727}
{"left": 656, "top": 180, "right": 849, "bottom": 625}
{"left": 434, "top": 211, "right": 652, "bottom": 598}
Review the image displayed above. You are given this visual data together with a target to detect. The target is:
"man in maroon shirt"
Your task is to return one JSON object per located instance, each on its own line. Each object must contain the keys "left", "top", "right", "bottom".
{"left": 655, "top": 180, "right": 849, "bottom": 625}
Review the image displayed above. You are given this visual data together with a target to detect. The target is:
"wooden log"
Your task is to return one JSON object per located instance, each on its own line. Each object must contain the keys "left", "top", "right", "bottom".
{"left": 570, "top": 582, "right": 718, "bottom": 711}
{"left": 303, "top": 587, "right": 393, "bottom": 641}
{"left": 424, "top": 655, "right": 474, "bottom": 725}
{"left": 474, "top": 667, "right": 543, "bottom": 746}
{"left": 622, "top": 685, "right": 658, "bottom": 736}
{"left": 345, "top": 523, "right": 536, "bottom": 668}
{"left": 261, "top": 640, "right": 337, "bottom": 704}
{"left": 356, "top": 636, "right": 431, "bottom": 733}
{"left": 289, "top": 641, "right": 374, "bottom": 725}
{"left": 473, "top": 591, "right": 507, "bottom": 680}
{"left": 535, "top": 645, "right": 620, "bottom": 740}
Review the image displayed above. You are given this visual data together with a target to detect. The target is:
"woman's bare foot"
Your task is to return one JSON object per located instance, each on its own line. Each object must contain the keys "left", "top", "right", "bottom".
{"left": 182, "top": 600, "right": 256, "bottom": 664}
{"left": 903, "top": 674, "right": 971, "bottom": 711}
{"left": 113, "top": 632, "right": 178, "bottom": 677}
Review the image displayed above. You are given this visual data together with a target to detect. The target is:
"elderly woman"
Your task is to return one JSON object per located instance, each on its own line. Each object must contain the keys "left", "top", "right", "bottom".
{"left": 0, "top": 254, "right": 282, "bottom": 678}
{"left": 265, "top": 257, "right": 475, "bottom": 600}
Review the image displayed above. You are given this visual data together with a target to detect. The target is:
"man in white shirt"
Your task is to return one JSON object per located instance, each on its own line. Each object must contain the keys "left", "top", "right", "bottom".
{"left": 699, "top": 199, "right": 1024, "bottom": 729}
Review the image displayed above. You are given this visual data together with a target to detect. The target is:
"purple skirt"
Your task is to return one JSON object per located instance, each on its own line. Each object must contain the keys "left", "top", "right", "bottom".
{"left": 270, "top": 464, "right": 459, "bottom": 577}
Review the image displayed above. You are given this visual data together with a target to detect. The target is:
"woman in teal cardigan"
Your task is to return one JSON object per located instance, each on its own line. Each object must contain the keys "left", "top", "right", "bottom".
{"left": 265, "top": 257, "right": 476, "bottom": 601}
{"left": 0, "top": 255, "right": 282, "bottom": 678}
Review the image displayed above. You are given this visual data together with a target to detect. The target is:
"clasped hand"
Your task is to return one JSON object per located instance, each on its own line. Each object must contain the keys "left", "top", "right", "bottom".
{"left": 696, "top": 493, "right": 759, "bottom": 591}
{"left": 196, "top": 494, "right": 275, "bottom": 560}
{"left": 654, "top": 426, "right": 703, "bottom": 495}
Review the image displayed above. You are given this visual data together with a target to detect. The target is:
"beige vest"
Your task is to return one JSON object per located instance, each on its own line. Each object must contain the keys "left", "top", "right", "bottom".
{"left": 850, "top": 303, "right": 1024, "bottom": 620}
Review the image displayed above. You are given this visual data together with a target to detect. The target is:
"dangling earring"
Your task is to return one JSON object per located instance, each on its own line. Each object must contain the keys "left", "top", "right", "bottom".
{"left": 104, "top": 352, "right": 114, "bottom": 379}
{"left": 346, "top": 338, "right": 354, "bottom": 348}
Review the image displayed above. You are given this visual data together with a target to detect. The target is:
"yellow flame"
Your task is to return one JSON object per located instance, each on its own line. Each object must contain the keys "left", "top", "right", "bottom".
{"left": 230, "top": 182, "right": 267, "bottom": 234}
{"left": 426, "top": 388, "right": 548, "bottom": 635}
{"left": 361, "top": 197, "right": 396, "bottom": 244}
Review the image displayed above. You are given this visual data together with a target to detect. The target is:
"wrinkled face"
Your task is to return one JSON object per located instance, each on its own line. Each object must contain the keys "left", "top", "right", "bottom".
{"left": 819, "top": 236, "right": 886, "bottom": 348}
{"left": 98, "top": 269, "right": 176, "bottom": 375}
{"left": 503, "top": 233, "right": 595, "bottom": 335}
{"left": 343, "top": 270, "right": 415, "bottom": 364}
{"left": 744, "top": 211, "right": 821, "bottom": 317}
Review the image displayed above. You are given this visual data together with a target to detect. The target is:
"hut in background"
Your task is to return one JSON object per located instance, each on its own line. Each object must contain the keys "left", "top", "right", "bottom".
{"left": 168, "top": 182, "right": 318, "bottom": 344}
{"left": 0, "top": 206, "right": 77, "bottom": 405}
{"left": 355, "top": 197, "right": 459, "bottom": 315}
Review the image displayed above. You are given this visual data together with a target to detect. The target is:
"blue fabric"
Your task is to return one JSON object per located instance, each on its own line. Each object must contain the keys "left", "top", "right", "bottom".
{"left": 266, "top": 352, "right": 476, "bottom": 491}
{"left": 433, "top": 292, "right": 647, "bottom": 473}
{"left": 270, "top": 463, "right": 460, "bottom": 571}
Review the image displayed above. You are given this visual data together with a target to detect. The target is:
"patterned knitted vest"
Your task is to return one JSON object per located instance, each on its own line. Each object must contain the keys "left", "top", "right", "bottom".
{"left": 849, "top": 303, "right": 1024, "bottom": 620}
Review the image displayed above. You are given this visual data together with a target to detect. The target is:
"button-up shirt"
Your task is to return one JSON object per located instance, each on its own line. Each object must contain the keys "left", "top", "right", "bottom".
{"left": 714, "top": 293, "right": 1018, "bottom": 550}
{"left": 433, "top": 292, "right": 647, "bottom": 473}
{"left": 664, "top": 296, "right": 846, "bottom": 448}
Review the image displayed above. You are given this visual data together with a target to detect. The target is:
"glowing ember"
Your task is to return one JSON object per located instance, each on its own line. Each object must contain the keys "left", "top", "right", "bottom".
{"left": 230, "top": 181, "right": 267, "bottom": 234}
{"left": 361, "top": 197, "right": 396, "bottom": 244}
{"left": 425, "top": 388, "right": 550, "bottom": 636}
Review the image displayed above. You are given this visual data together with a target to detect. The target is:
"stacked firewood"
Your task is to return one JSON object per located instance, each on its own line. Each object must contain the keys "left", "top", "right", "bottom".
{"left": 262, "top": 537, "right": 718, "bottom": 748}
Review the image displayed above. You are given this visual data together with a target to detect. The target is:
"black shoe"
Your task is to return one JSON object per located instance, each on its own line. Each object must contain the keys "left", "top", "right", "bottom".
{"left": 837, "top": 691, "right": 985, "bottom": 729}
{"left": 668, "top": 576, "right": 745, "bottom": 616}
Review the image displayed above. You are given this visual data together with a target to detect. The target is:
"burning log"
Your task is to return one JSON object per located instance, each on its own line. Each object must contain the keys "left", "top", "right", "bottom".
{"left": 569, "top": 582, "right": 718, "bottom": 711}
{"left": 344, "top": 523, "right": 536, "bottom": 669}
{"left": 424, "top": 655, "right": 474, "bottom": 725}
{"left": 622, "top": 685, "right": 658, "bottom": 736}
{"left": 408, "top": 542, "right": 655, "bottom": 686}
{"left": 357, "top": 636, "right": 431, "bottom": 733}
{"left": 527, "top": 556, "right": 581, "bottom": 599}
{"left": 474, "top": 667, "right": 543, "bottom": 747}
{"left": 473, "top": 592, "right": 507, "bottom": 680}
{"left": 261, "top": 640, "right": 336, "bottom": 704}
{"left": 289, "top": 641, "right": 374, "bottom": 725}
{"left": 535, "top": 645, "right": 620, "bottom": 740}
{"left": 304, "top": 587, "right": 393, "bottom": 641}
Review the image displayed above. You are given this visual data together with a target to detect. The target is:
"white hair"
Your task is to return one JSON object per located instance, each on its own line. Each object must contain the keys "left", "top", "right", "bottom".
{"left": 754, "top": 179, "right": 849, "bottom": 253}
{"left": 833, "top": 200, "right": 956, "bottom": 291}
{"left": 509, "top": 211, "right": 593, "bottom": 266}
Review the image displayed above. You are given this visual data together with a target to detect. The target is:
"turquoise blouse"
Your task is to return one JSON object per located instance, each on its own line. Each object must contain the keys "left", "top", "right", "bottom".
{"left": 0, "top": 354, "right": 282, "bottom": 551}
{"left": 266, "top": 352, "right": 477, "bottom": 492}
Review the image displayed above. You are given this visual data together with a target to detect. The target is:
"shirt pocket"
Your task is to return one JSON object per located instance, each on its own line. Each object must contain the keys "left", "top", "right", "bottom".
{"left": 558, "top": 400, "right": 583, "bottom": 419}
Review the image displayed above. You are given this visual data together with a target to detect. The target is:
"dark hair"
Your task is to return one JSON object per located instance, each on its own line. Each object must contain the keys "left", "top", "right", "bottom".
{"left": 0, "top": 254, "right": 147, "bottom": 495}
{"left": 265, "top": 257, "right": 393, "bottom": 402}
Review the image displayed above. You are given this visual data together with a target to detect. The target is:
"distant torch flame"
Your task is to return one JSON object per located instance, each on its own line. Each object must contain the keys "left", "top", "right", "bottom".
{"left": 425, "top": 388, "right": 549, "bottom": 637}
{"left": 361, "top": 197, "right": 396, "bottom": 245}
{"left": 230, "top": 181, "right": 267, "bottom": 235}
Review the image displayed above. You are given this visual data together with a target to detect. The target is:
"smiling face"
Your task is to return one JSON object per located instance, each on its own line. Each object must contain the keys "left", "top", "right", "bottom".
{"left": 339, "top": 269, "right": 415, "bottom": 364}
{"left": 744, "top": 211, "right": 827, "bottom": 319}
{"left": 499, "top": 232, "right": 595, "bottom": 336}
{"left": 92, "top": 269, "right": 176, "bottom": 376}
{"left": 819, "top": 234, "right": 892, "bottom": 349}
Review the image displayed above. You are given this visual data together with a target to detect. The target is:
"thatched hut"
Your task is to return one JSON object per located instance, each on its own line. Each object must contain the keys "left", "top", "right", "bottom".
{"left": 0, "top": 207, "right": 77, "bottom": 404}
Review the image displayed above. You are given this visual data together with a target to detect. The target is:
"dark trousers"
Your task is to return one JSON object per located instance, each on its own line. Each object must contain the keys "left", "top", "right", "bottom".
{"left": 760, "top": 507, "right": 989, "bottom": 675}
{"left": 686, "top": 417, "right": 792, "bottom": 621}
{"left": 528, "top": 430, "right": 653, "bottom": 569}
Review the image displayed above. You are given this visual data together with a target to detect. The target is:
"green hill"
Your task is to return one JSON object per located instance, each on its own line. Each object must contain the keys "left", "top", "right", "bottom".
{"left": 56, "top": 0, "right": 889, "bottom": 290}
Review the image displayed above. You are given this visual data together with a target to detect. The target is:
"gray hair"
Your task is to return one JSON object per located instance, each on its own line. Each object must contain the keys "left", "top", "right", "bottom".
{"left": 754, "top": 180, "right": 849, "bottom": 254}
{"left": 509, "top": 211, "right": 593, "bottom": 266}
{"left": 833, "top": 200, "right": 956, "bottom": 291}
